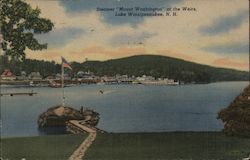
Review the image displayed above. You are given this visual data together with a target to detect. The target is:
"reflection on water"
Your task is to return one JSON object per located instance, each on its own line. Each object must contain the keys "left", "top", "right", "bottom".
{"left": 1, "top": 81, "right": 248, "bottom": 137}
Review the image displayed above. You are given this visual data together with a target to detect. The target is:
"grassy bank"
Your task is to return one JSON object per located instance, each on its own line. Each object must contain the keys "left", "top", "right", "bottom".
{"left": 1, "top": 132, "right": 250, "bottom": 160}
{"left": 1, "top": 134, "right": 87, "bottom": 160}
{"left": 86, "top": 132, "right": 250, "bottom": 160}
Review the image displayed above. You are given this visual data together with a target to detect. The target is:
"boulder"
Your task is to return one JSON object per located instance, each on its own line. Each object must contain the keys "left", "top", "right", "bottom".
{"left": 38, "top": 105, "right": 100, "bottom": 128}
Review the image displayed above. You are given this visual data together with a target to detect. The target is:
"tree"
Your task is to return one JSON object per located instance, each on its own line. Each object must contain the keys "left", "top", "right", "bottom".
{"left": 0, "top": 0, "right": 53, "bottom": 61}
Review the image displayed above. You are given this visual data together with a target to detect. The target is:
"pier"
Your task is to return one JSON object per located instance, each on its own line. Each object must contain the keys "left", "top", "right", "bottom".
{"left": 67, "top": 120, "right": 105, "bottom": 160}
{"left": 66, "top": 120, "right": 106, "bottom": 134}
{"left": 0, "top": 92, "right": 37, "bottom": 96}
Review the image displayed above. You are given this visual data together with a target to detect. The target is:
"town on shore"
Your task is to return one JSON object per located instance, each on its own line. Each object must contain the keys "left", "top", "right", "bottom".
{"left": 0, "top": 69, "right": 179, "bottom": 87}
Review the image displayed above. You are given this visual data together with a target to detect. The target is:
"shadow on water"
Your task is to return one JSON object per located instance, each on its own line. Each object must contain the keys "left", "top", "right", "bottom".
{"left": 38, "top": 126, "right": 69, "bottom": 136}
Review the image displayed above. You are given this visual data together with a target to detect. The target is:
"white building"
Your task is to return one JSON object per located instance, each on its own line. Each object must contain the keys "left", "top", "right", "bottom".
{"left": 136, "top": 75, "right": 155, "bottom": 81}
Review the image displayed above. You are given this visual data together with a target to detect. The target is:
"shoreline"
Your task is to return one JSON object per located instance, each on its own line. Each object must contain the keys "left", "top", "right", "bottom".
{"left": 0, "top": 131, "right": 235, "bottom": 139}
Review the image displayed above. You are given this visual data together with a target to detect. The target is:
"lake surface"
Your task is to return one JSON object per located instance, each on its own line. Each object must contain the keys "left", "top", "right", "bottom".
{"left": 0, "top": 81, "right": 248, "bottom": 137}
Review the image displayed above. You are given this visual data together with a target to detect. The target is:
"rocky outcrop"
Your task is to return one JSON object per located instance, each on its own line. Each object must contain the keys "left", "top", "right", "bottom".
{"left": 218, "top": 84, "right": 250, "bottom": 137}
{"left": 82, "top": 109, "right": 100, "bottom": 126}
{"left": 38, "top": 105, "right": 100, "bottom": 128}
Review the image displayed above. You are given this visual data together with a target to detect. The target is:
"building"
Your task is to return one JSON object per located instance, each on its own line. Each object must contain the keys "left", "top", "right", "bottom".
{"left": 76, "top": 71, "right": 94, "bottom": 80}
{"left": 45, "top": 75, "right": 56, "bottom": 80}
{"left": 136, "top": 75, "right": 155, "bottom": 81}
{"left": 55, "top": 73, "right": 71, "bottom": 80}
{"left": 1, "top": 69, "right": 16, "bottom": 80}
{"left": 29, "top": 72, "right": 42, "bottom": 80}
{"left": 116, "top": 74, "right": 133, "bottom": 83}
{"left": 16, "top": 71, "right": 28, "bottom": 80}
{"left": 101, "top": 75, "right": 118, "bottom": 84}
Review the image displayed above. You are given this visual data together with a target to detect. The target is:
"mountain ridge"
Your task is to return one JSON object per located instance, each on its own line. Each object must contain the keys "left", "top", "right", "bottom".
{"left": 78, "top": 54, "right": 248, "bottom": 83}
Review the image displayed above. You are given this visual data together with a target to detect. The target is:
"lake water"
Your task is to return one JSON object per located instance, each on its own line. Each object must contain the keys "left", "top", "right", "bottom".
{"left": 0, "top": 81, "right": 248, "bottom": 138}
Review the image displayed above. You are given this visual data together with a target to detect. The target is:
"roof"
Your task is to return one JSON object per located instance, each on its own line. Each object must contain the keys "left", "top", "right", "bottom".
{"left": 1, "top": 69, "right": 15, "bottom": 77}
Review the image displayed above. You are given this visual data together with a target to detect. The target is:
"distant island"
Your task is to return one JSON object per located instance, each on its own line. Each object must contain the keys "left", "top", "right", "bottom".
{"left": 0, "top": 55, "right": 248, "bottom": 84}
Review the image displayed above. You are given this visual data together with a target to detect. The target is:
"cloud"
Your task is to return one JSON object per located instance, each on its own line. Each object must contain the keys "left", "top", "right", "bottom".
{"left": 59, "top": 0, "right": 182, "bottom": 25}
{"left": 26, "top": 45, "right": 146, "bottom": 63}
{"left": 79, "top": 46, "right": 146, "bottom": 58}
{"left": 212, "top": 58, "right": 248, "bottom": 69}
{"left": 202, "top": 42, "right": 249, "bottom": 55}
{"left": 26, "top": 0, "right": 249, "bottom": 71}
{"left": 110, "top": 32, "right": 156, "bottom": 46}
{"left": 199, "top": 9, "right": 249, "bottom": 35}
{"left": 157, "top": 49, "right": 194, "bottom": 61}
{"left": 34, "top": 27, "right": 85, "bottom": 48}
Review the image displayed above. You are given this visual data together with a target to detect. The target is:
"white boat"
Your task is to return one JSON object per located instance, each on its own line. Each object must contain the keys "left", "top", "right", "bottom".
{"left": 140, "top": 80, "right": 179, "bottom": 85}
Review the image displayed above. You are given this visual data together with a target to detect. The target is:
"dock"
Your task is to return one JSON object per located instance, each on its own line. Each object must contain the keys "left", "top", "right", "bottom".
{"left": 66, "top": 120, "right": 106, "bottom": 134}
{"left": 0, "top": 92, "right": 37, "bottom": 96}
{"left": 67, "top": 120, "right": 97, "bottom": 160}
{"left": 66, "top": 120, "right": 106, "bottom": 160}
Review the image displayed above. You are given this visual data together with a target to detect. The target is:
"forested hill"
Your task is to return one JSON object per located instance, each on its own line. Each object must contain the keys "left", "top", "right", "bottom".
{"left": 77, "top": 55, "right": 248, "bottom": 83}
{"left": 1, "top": 55, "right": 248, "bottom": 83}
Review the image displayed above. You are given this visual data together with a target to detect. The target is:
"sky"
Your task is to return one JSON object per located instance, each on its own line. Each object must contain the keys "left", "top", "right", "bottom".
{"left": 26, "top": 0, "right": 249, "bottom": 71}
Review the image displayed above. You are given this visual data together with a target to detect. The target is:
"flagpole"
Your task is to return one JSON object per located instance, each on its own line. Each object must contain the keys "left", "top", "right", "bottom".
{"left": 61, "top": 61, "right": 65, "bottom": 106}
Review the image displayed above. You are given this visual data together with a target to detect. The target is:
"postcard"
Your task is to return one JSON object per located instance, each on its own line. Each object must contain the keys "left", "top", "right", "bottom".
{"left": 0, "top": 0, "right": 249, "bottom": 160}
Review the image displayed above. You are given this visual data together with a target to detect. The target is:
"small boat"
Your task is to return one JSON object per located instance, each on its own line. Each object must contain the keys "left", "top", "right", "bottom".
{"left": 97, "top": 82, "right": 105, "bottom": 85}
{"left": 49, "top": 80, "right": 62, "bottom": 88}
{"left": 29, "top": 81, "right": 34, "bottom": 87}
{"left": 99, "top": 90, "right": 104, "bottom": 94}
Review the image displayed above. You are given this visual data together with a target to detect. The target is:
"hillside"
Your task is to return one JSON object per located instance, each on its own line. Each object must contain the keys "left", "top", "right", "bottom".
{"left": 77, "top": 55, "right": 248, "bottom": 83}
{"left": 1, "top": 55, "right": 248, "bottom": 83}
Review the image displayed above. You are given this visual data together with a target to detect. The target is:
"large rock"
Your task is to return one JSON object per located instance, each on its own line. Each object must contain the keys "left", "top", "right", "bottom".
{"left": 218, "top": 84, "right": 250, "bottom": 137}
{"left": 38, "top": 105, "right": 100, "bottom": 128}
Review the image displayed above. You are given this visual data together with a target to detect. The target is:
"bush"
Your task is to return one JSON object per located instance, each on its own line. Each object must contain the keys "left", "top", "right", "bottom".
{"left": 218, "top": 85, "right": 250, "bottom": 137}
